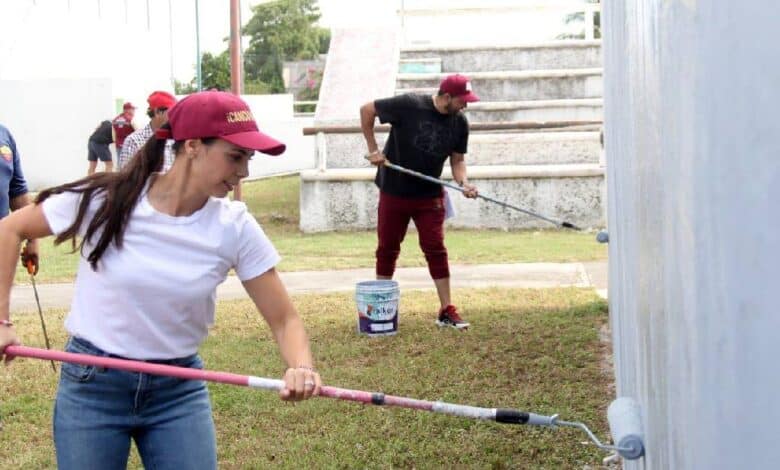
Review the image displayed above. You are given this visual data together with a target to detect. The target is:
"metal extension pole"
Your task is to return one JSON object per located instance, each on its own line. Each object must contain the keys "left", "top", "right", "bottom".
{"left": 383, "top": 161, "right": 582, "bottom": 230}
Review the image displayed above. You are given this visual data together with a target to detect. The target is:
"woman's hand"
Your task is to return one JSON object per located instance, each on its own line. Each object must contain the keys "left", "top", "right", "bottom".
{"left": 279, "top": 366, "right": 321, "bottom": 401}
{"left": 0, "top": 322, "right": 21, "bottom": 365}
{"left": 20, "top": 239, "right": 39, "bottom": 275}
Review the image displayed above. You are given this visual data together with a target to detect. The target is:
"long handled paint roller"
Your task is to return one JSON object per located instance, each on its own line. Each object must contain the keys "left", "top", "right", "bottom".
{"left": 382, "top": 161, "right": 583, "bottom": 231}
{"left": 3, "top": 345, "right": 644, "bottom": 461}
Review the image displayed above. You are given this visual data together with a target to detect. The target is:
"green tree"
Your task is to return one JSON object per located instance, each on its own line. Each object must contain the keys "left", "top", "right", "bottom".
{"left": 174, "top": 79, "right": 196, "bottom": 95}
{"left": 242, "top": 0, "right": 330, "bottom": 93}
{"left": 200, "top": 51, "right": 232, "bottom": 90}
{"left": 176, "top": 51, "right": 231, "bottom": 93}
{"left": 176, "top": 0, "right": 329, "bottom": 95}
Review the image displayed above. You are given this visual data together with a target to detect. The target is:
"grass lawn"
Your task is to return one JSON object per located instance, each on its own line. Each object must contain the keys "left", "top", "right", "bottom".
{"left": 14, "top": 175, "right": 606, "bottom": 284}
{"left": 1, "top": 287, "right": 611, "bottom": 468}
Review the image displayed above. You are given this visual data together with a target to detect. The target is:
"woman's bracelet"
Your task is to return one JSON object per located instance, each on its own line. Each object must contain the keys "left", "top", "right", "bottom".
{"left": 0, "top": 319, "right": 14, "bottom": 327}
{"left": 287, "top": 365, "right": 317, "bottom": 373}
{"left": 364, "top": 149, "right": 381, "bottom": 159}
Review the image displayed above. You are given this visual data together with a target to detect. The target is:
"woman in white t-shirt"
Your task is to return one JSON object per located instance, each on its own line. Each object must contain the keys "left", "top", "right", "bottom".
{"left": 0, "top": 91, "right": 321, "bottom": 469}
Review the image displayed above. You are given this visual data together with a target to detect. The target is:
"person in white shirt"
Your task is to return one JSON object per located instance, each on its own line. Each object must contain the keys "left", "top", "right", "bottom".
{"left": 0, "top": 91, "right": 320, "bottom": 470}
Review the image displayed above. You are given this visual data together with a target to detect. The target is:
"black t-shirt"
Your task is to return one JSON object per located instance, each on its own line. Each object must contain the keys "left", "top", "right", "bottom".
{"left": 374, "top": 93, "right": 469, "bottom": 198}
{"left": 89, "top": 120, "right": 114, "bottom": 145}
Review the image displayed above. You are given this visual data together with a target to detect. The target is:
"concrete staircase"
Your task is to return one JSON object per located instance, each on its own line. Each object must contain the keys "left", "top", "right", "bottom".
{"left": 300, "top": 35, "right": 604, "bottom": 232}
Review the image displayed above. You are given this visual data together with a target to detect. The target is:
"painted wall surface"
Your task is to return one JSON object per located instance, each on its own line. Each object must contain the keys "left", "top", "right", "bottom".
{"left": 604, "top": 2, "right": 780, "bottom": 469}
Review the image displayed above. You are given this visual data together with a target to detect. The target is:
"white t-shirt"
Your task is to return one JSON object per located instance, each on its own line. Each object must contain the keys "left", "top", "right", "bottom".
{"left": 41, "top": 185, "right": 280, "bottom": 359}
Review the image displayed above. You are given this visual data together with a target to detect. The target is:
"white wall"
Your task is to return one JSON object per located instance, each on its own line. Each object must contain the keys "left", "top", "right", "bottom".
{"left": 604, "top": 2, "right": 780, "bottom": 469}
{"left": 0, "top": 79, "right": 114, "bottom": 189}
{"left": 241, "top": 94, "right": 314, "bottom": 178}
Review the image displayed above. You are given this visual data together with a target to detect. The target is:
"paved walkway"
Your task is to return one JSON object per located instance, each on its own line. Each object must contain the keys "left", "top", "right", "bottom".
{"left": 10, "top": 261, "right": 607, "bottom": 314}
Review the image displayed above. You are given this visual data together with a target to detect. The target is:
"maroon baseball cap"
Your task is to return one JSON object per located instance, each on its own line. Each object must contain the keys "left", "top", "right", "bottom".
{"left": 439, "top": 74, "right": 480, "bottom": 102}
{"left": 123, "top": 102, "right": 136, "bottom": 110}
{"left": 167, "top": 91, "right": 286, "bottom": 156}
{"left": 147, "top": 90, "right": 178, "bottom": 110}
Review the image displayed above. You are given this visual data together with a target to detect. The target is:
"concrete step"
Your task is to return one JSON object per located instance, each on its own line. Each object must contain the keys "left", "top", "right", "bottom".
{"left": 395, "top": 69, "right": 603, "bottom": 101}
{"left": 401, "top": 41, "right": 601, "bottom": 73}
{"left": 318, "top": 130, "right": 600, "bottom": 169}
{"left": 465, "top": 98, "right": 602, "bottom": 122}
{"left": 467, "top": 131, "right": 601, "bottom": 165}
{"left": 299, "top": 164, "right": 605, "bottom": 232}
{"left": 398, "top": 57, "right": 442, "bottom": 74}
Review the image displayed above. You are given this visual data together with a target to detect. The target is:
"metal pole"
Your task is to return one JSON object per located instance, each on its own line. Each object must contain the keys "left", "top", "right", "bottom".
{"left": 168, "top": 0, "right": 175, "bottom": 89}
{"left": 229, "top": 0, "right": 242, "bottom": 94}
{"left": 195, "top": 0, "right": 202, "bottom": 91}
{"left": 230, "top": 0, "right": 244, "bottom": 200}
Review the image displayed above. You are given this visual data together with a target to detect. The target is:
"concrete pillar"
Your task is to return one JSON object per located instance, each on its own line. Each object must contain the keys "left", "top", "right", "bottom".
{"left": 604, "top": 1, "right": 780, "bottom": 468}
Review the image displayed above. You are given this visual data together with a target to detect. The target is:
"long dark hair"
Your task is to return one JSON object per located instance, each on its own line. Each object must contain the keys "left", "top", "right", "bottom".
{"left": 36, "top": 130, "right": 169, "bottom": 270}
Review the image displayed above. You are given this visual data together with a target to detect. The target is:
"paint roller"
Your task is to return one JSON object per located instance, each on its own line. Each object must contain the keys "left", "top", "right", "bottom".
{"left": 4, "top": 345, "right": 645, "bottom": 461}
{"left": 607, "top": 397, "right": 645, "bottom": 460}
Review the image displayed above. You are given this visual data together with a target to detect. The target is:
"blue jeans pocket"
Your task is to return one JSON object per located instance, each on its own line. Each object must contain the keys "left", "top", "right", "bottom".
{"left": 61, "top": 361, "right": 97, "bottom": 383}
{"left": 61, "top": 337, "right": 99, "bottom": 383}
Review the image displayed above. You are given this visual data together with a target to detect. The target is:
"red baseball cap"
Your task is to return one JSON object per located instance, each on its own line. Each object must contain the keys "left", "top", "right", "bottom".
{"left": 167, "top": 91, "right": 286, "bottom": 156}
{"left": 147, "top": 90, "right": 178, "bottom": 110}
{"left": 439, "top": 74, "right": 480, "bottom": 102}
{"left": 123, "top": 102, "right": 136, "bottom": 110}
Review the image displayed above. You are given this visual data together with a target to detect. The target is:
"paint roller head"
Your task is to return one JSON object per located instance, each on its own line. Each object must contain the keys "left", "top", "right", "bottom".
{"left": 607, "top": 397, "right": 645, "bottom": 460}
{"left": 561, "top": 222, "right": 582, "bottom": 231}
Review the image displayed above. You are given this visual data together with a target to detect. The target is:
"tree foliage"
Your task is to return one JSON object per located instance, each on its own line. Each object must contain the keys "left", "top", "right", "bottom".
{"left": 178, "top": 0, "right": 329, "bottom": 95}
{"left": 242, "top": 0, "right": 330, "bottom": 93}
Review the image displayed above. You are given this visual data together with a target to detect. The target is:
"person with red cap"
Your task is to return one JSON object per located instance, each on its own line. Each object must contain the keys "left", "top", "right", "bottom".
{"left": 117, "top": 90, "right": 178, "bottom": 171}
{"left": 360, "top": 73, "right": 480, "bottom": 329}
{"left": 111, "top": 102, "right": 137, "bottom": 156}
{"left": 0, "top": 91, "right": 320, "bottom": 468}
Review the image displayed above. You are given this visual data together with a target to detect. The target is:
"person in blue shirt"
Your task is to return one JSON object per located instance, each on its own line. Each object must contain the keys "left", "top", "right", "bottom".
{"left": 0, "top": 124, "right": 39, "bottom": 272}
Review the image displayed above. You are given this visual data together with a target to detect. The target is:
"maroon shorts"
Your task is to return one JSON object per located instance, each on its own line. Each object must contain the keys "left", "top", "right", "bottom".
{"left": 375, "top": 191, "right": 449, "bottom": 279}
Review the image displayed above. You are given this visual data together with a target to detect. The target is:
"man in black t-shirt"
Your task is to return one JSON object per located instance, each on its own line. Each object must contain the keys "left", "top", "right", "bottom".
{"left": 360, "top": 74, "right": 480, "bottom": 329}
{"left": 87, "top": 119, "right": 114, "bottom": 175}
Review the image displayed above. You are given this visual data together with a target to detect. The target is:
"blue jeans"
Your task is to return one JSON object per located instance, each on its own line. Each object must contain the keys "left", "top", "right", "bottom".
{"left": 54, "top": 337, "right": 217, "bottom": 469}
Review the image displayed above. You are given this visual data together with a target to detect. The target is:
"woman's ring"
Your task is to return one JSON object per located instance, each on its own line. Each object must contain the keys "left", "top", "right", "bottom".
{"left": 304, "top": 380, "right": 315, "bottom": 387}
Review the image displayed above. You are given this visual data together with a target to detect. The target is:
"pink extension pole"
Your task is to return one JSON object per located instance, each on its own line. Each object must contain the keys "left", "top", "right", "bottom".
{"left": 3, "top": 345, "right": 644, "bottom": 460}
{"left": 4, "top": 344, "right": 544, "bottom": 424}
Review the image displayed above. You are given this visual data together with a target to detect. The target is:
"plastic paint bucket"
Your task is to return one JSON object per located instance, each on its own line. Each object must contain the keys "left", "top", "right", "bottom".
{"left": 354, "top": 280, "right": 400, "bottom": 336}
